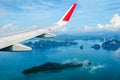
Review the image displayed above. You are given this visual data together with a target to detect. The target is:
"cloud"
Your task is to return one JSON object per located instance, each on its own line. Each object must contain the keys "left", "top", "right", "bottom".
{"left": 0, "top": 23, "right": 16, "bottom": 32}
{"left": 0, "top": 23, "right": 28, "bottom": 33}
{"left": 84, "top": 26, "right": 93, "bottom": 32}
{"left": 97, "top": 13, "right": 120, "bottom": 31}
{"left": 82, "top": 13, "right": 120, "bottom": 32}
{"left": 89, "top": 64, "right": 105, "bottom": 74}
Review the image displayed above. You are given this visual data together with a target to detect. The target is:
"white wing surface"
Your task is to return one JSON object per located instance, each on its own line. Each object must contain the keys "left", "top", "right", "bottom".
{"left": 0, "top": 3, "right": 77, "bottom": 51}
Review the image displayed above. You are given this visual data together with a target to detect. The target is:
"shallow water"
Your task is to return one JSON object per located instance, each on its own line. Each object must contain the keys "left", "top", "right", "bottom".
{"left": 0, "top": 40, "right": 120, "bottom": 80}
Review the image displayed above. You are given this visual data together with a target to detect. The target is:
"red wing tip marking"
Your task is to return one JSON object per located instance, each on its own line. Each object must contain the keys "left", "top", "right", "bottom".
{"left": 62, "top": 3, "right": 77, "bottom": 21}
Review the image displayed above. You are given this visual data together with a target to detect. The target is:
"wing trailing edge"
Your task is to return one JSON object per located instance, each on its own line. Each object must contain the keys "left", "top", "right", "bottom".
{"left": 0, "top": 44, "right": 32, "bottom": 52}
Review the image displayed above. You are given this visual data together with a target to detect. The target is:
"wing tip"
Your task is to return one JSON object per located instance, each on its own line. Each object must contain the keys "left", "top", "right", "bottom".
{"left": 56, "top": 3, "right": 77, "bottom": 27}
{"left": 62, "top": 3, "right": 77, "bottom": 22}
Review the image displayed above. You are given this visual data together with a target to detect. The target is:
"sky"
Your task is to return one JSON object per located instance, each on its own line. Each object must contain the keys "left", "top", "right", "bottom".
{"left": 0, "top": 0, "right": 120, "bottom": 34}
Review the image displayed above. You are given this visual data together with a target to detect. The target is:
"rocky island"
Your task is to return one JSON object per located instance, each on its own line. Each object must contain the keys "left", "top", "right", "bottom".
{"left": 22, "top": 61, "right": 92, "bottom": 74}
{"left": 91, "top": 44, "right": 101, "bottom": 50}
{"left": 102, "top": 39, "right": 120, "bottom": 50}
{"left": 80, "top": 45, "right": 84, "bottom": 50}
{"left": 24, "top": 40, "right": 78, "bottom": 50}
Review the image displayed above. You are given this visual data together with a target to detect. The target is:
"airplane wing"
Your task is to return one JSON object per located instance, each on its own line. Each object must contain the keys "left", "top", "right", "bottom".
{"left": 0, "top": 3, "right": 77, "bottom": 51}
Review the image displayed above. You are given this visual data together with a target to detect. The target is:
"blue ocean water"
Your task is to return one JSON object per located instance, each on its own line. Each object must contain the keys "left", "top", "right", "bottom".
{"left": 0, "top": 40, "right": 120, "bottom": 80}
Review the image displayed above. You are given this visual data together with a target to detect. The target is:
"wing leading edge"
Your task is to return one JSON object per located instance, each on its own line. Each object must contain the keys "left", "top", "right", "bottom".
{"left": 0, "top": 3, "right": 77, "bottom": 51}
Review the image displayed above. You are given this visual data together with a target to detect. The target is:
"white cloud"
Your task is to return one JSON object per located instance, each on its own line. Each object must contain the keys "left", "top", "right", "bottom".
{"left": 0, "top": 23, "right": 28, "bottom": 33}
{"left": 97, "top": 13, "right": 120, "bottom": 31}
{"left": 111, "top": 14, "right": 120, "bottom": 27}
{"left": 84, "top": 26, "right": 93, "bottom": 31}
{"left": 89, "top": 64, "right": 105, "bottom": 74}
{"left": 0, "top": 23, "right": 16, "bottom": 32}
{"left": 97, "top": 24, "right": 104, "bottom": 29}
{"left": 82, "top": 13, "right": 120, "bottom": 32}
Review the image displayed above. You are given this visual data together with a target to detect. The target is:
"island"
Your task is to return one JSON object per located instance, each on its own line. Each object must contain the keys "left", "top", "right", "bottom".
{"left": 22, "top": 61, "right": 92, "bottom": 74}
{"left": 102, "top": 39, "right": 120, "bottom": 50}
{"left": 24, "top": 40, "right": 78, "bottom": 49}
{"left": 91, "top": 44, "right": 101, "bottom": 50}
{"left": 80, "top": 45, "right": 84, "bottom": 50}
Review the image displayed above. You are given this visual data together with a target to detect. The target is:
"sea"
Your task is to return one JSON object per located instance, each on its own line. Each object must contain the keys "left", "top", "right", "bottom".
{"left": 0, "top": 40, "right": 120, "bottom": 80}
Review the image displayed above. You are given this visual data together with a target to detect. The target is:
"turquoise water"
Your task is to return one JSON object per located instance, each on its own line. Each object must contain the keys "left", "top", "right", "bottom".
{"left": 0, "top": 40, "right": 120, "bottom": 80}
